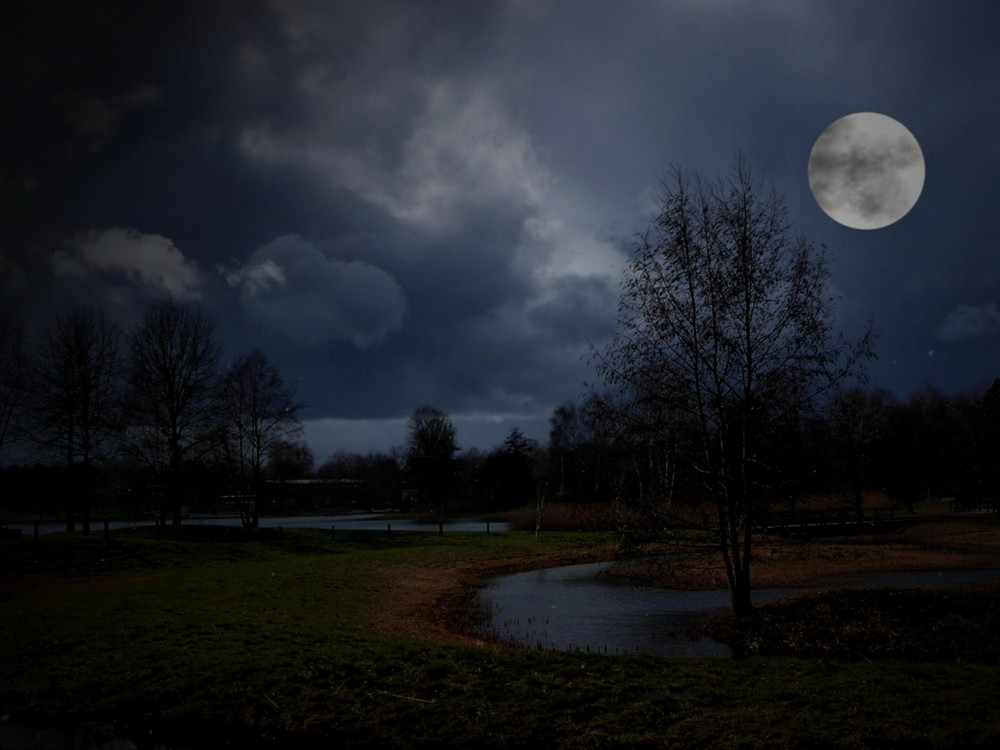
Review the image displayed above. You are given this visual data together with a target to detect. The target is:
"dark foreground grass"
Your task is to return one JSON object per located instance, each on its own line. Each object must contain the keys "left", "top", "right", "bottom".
{"left": 2, "top": 528, "right": 1000, "bottom": 748}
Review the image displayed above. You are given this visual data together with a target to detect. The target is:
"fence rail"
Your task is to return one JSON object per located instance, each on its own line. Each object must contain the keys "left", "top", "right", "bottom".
{"left": 755, "top": 507, "right": 898, "bottom": 536}
{"left": 947, "top": 498, "right": 1000, "bottom": 514}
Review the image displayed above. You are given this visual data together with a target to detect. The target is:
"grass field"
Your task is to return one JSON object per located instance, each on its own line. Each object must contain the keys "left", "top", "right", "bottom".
{"left": 2, "top": 522, "right": 1000, "bottom": 748}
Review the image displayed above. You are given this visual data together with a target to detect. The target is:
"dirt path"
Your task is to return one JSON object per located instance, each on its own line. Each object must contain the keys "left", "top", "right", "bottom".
{"left": 619, "top": 540, "right": 1000, "bottom": 591}
{"left": 609, "top": 518, "right": 1000, "bottom": 589}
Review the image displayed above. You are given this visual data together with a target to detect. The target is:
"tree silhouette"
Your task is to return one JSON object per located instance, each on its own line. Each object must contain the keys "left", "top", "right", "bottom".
{"left": 829, "top": 386, "right": 892, "bottom": 520}
{"left": 0, "top": 313, "right": 26, "bottom": 453}
{"left": 125, "top": 301, "right": 221, "bottom": 525}
{"left": 29, "top": 308, "right": 122, "bottom": 532}
{"left": 478, "top": 427, "right": 538, "bottom": 509}
{"left": 406, "top": 406, "right": 459, "bottom": 522}
{"left": 220, "top": 348, "right": 303, "bottom": 527}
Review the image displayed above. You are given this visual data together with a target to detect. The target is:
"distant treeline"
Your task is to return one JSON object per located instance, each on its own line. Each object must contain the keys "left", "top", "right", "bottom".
{"left": 0, "top": 302, "right": 308, "bottom": 529}
{"left": 296, "top": 379, "right": 1000, "bottom": 526}
{"left": 535, "top": 382, "right": 1000, "bottom": 522}
{"left": 4, "top": 304, "right": 1000, "bottom": 530}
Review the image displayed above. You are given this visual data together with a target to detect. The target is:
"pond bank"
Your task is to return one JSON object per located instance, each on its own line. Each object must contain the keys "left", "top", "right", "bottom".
{"left": 706, "top": 582, "right": 1000, "bottom": 661}
{"left": 474, "top": 561, "right": 1000, "bottom": 659}
{"left": 456, "top": 519, "right": 1000, "bottom": 660}
{"left": 612, "top": 531, "right": 1000, "bottom": 590}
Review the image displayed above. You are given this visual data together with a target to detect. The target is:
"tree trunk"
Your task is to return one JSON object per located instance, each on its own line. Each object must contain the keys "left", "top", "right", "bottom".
{"left": 81, "top": 453, "right": 92, "bottom": 535}
{"left": 64, "top": 488, "right": 76, "bottom": 533}
{"left": 733, "top": 519, "right": 754, "bottom": 618}
{"left": 251, "top": 465, "right": 261, "bottom": 528}
{"left": 853, "top": 484, "right": 865, "bottom": 523}
{"left": 730, "top": 579, "right": 754, "bottom": 620}
{"left": 65, "top": 435, "right": 76, "bottom": 532}
{"left": 170, "top": 446, "right": 183, "bottom": 526}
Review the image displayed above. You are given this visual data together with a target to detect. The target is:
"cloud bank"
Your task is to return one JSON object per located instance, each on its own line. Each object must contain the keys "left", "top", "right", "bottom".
{"left": 937, "top": 303, "right": 1000, "bottom": 341}
{"left": 51, "top": 227, "right": 203, "bottom": 301}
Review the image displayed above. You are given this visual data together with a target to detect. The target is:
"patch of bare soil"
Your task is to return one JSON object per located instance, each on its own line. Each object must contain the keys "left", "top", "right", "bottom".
{"left": 896, "top": 518, "right": 1000, "bottom": 550}
{"left": 372, "top": 546, "right": 614, "bottom": 646}
{"left": 705, "top": 583, "right": 1000, "bottom": 662}
{"left": 697, "top": 519, "right": 1000, "bottom": 662}
{"left": 619, "top": 518, "right": 1000, "bottom": 590}
{"left": 616, "top": 541, "right": 1000, "bottom": 590}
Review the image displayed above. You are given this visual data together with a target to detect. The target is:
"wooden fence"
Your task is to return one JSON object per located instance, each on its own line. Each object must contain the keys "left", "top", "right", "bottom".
{"left": 947, "top": 498, "right": 1000, "bottom": 514}
{"left": 755, "top": 507, "right": 898, "bottom": 536}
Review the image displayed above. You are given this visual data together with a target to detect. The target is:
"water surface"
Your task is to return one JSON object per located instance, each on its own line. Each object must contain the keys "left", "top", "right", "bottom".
{"left": 6, "top": 513, "right": 507, "bottom": 536}
{"left": 477, "top": 562, "right": 1000, "bottom": 658}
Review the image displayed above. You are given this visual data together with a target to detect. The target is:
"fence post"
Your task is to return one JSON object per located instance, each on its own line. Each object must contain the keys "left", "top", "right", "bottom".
{"left": 33, "top": 521, "right": 39, "bottom": 542}
{"left": 331, "top": 525, "right": 335, "bottom": 540}
{"left": 439, "top": 521, "right": 443, "bottom": 537}
{"left": 486, "top": 521, "right": 491, "bottom": 534}
{"left": 103, "top": 518, "right": 109, "bottom": 540}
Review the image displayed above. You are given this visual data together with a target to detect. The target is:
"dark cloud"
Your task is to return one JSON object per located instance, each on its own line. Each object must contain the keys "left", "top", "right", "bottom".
{"left": 55, "top": 85, "right": 166, "bottom": 153}
{"left": 4, "top": 1, "right": 1000, "bottom": 454}
{"left": 53, "top": 227, "right": 203, "bottom": 300}
{"left": 224, "top": 235, "right": 407, "bottom": 349}
{"left": 528, "top": 275, "right": 619, "bottom": 346}
{"left": 936, "top": 303, "right": 1000, "bottom": 342}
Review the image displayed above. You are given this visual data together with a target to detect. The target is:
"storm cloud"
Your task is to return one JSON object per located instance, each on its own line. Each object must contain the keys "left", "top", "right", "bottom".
{"left": 225, "top": 235, "right": 408, "bottom": 349}
{"left": 936, "top": 303, "right": 1000, "bottom": 342}
{"left": 52, "top": 227, "right": 203, "bottom": 300}
{"left": 4, "top": 1, "right": 1000, "bottom": 454}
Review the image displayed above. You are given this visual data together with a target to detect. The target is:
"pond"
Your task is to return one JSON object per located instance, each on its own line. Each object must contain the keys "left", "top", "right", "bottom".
{"left": 476, "top": 562, "right": 1000, "bottom": 658}
{"left": 5, "top": 514, "right": 508, "bottom": 537}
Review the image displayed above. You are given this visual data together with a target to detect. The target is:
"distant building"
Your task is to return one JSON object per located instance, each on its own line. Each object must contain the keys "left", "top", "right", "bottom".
{"left": 263, "top": 478, "right": 364, "bottom": 509}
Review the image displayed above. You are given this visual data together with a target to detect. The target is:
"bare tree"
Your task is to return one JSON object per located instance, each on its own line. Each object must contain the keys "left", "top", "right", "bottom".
{"left": 606, "top": 393, "right": 693, "bottom": 540}
{"left": 0, "top": 313, "right": 27, "bottom": 452}
{"left": 220, "top": 348, "right": 303, "bottom": 527}
{"left": 549, "top": 401, "right": 585, "bottom": 499}
{"left": 596, "top": 158, "right": 871, "bottom": 617}
{"left": 406, "top": 406, "right": 459, "bottom": 524}
{"left": 267, "top": 439, "right": 314, "bottom": 481}
{"left": 829, "top": 386, "right": 892, "bottom": 520}
{"left": 28, "top": 308, "right": 122, "bottom": 532}
{"left": 125, "top": 301, "right": 221, "bottom": 525}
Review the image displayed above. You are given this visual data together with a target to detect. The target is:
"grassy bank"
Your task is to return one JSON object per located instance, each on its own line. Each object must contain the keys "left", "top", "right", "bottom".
{"left": 2, "top": 525, "right": 1000, "bottom": 748}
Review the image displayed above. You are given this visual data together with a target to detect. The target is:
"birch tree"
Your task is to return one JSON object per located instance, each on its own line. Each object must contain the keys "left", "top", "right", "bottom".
{"left": 597, "top": 158, "right": 871, "bottom": 617}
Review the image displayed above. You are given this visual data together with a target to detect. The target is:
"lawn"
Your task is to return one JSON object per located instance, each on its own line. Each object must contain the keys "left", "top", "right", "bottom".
{"left": 2, "top": 522, "right": 999, "bottom": 748}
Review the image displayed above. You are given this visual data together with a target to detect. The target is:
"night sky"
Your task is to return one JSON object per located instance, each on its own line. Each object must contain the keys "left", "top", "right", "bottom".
{"left": 4, "top": 1, "right": 1000, "bottom": 458}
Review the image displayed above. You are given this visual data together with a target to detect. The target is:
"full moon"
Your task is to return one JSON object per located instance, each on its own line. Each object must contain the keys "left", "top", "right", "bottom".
{"left": 808, "top": 112, "right": 925, "bottom": 230}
